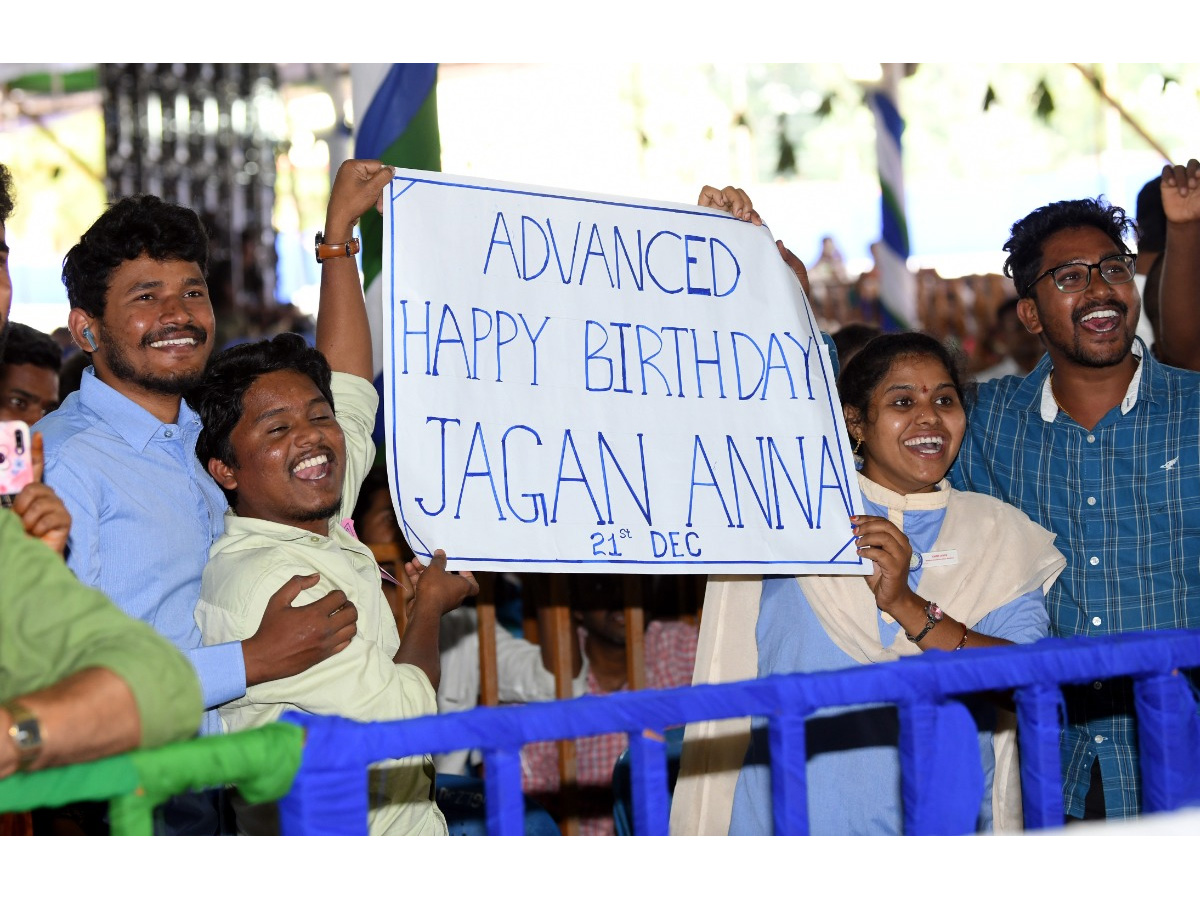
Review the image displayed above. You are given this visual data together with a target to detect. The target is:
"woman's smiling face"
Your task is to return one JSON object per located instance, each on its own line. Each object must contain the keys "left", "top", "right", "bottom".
{"left": 849, "top": 353, "right": 966, "bottom": 495}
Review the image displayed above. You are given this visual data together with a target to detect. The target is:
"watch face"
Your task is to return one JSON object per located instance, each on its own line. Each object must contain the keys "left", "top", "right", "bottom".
{"left": 5, "top": 703, "right": 41, "bottom": 768}
{"left": 14, "top": 719, "right": 40, "bottom": 747}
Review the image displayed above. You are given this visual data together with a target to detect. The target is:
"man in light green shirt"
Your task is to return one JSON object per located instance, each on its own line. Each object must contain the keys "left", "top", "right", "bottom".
{"left": 192, "top": 160, "right": 478, "bottom": 835}
{"left": 1, "top": 508, "right": 203, "bottom": 777}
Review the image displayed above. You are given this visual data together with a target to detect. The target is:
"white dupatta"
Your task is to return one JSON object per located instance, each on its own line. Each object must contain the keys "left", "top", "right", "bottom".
{"left": 669, "top": 476, "right": 1065, "bottom": 835}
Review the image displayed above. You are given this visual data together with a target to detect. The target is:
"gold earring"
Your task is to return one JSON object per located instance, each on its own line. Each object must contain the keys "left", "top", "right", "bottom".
{"left": 853, "top": 438, "right": 863, "bottom": 455}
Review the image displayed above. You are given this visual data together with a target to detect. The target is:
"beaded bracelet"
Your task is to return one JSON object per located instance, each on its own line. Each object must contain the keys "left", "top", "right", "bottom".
{"left": 954, "top": 624, "right": 969, "bottom": 651}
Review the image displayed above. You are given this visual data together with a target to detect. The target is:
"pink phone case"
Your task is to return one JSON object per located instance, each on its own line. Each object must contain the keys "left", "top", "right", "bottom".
{"left": 0, "top": 420, "right": 34, "bottom": 502}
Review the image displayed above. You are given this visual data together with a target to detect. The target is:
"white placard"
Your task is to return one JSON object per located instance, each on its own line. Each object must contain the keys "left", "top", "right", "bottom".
{"left": 381, "top": 170, "right": 866, "bottom": 574}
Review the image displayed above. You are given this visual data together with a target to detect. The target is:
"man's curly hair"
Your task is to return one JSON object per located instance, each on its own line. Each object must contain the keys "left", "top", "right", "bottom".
{"left": 1, "top": 322, "right": 62, "bottom": 372}
{"left": 1003, "top": 197, "right": 1133, "bottom": 299}
{"left": 61, "top": 194, "right": 209, "bottom": 318}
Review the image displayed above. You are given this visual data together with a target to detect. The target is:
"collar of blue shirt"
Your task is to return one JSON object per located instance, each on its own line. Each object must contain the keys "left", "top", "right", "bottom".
{"left": 78, "top": 366, "right": 201, "bottom": 452}
{"left": 1036, "top": 337, "right": 1149, "bottom": 424}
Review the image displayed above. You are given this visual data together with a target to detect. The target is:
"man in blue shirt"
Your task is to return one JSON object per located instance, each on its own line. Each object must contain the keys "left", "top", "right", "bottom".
{"left": 34, "top": 189, "right": 361, "bottom": 833}
{"left": 950, "top": 194, "right": 1200, "bottom": 821}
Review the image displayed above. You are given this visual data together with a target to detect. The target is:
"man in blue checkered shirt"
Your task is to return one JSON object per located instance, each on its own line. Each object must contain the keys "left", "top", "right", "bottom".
{"left": 950, "top": 192, "right": 1200, "bottom": 822}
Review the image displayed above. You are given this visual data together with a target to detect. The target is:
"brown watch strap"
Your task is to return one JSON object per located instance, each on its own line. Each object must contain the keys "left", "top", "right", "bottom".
{"left": 315, "top": 233, "right": 360, "bottom": 263}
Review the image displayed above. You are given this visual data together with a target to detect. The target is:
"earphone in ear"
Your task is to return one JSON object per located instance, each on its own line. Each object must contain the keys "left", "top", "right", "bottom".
{"left": 81, "top": 327, "right": 98, "bottom": 352}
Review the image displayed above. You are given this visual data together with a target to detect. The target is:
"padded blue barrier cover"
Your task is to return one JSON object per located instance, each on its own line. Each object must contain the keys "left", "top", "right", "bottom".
{"left": 1134, "top": 673, "right": 1200, "bottom": 813}
{"left": 612, "top": 726, "right": 685, "bottom": 836}
{"left": 898, "top": 699, "right": 985, "bottom": 835}
{"left": 278, "top": 713, "right": 372, "bottom": 836}
{"left": 1014, "top": 682, "right": 1068, "bottom": 829}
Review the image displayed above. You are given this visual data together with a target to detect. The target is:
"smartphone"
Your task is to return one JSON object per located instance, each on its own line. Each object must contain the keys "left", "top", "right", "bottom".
{"left": 0, "top": 420, "right": 34, "bottom": 508}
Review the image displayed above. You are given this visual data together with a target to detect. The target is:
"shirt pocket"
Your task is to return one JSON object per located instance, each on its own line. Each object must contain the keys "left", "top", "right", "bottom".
{"left": 1139, "top": 449, "right": 1200, "bottom": 525}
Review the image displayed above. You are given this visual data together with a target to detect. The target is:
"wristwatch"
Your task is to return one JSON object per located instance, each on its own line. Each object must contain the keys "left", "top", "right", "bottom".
{"left": 314, "top": 231, "right": 360, "bottom": 263}
{"left": 3, "top": 700, "right": 43, "bottom": 771}
{"left": 905, "top": 601, "right": 944, "bottom": 644}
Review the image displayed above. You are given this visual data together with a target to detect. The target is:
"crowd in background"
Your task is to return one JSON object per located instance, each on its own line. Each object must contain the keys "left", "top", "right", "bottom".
{"left": 806, "top": 235, "right": 1043, "bottom": 379}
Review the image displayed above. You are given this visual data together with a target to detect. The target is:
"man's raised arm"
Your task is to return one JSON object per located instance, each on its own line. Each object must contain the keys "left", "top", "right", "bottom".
{"left": 315, "top": 159, "right": 394, "bottom": 380}
{"left": 1154, "top": 158, "right": 1200, "bottom": 369}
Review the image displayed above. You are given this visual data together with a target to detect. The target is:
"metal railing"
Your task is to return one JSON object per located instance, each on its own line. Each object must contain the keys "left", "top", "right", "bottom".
{"left": 0, "top": 722, "right": 303, "bottom": 835}
{"left": 278, "top": 630, "right": 1200, "bottom": 835}
{"left": 4, "top": 630, "right": 1200, "bottom": 835}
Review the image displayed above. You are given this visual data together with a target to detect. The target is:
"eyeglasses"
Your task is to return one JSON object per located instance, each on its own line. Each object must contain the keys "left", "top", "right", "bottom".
{"left": 1025, "top": 253, "right": 1137, "bottom": 297}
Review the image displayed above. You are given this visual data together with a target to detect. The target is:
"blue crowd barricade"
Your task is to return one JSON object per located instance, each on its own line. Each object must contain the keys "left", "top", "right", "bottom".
{"left": 279, "top": 630, "right": 1200, "bottom": 836}
{"left": 612, "top": 726, "right": 685, "bottom": 836}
